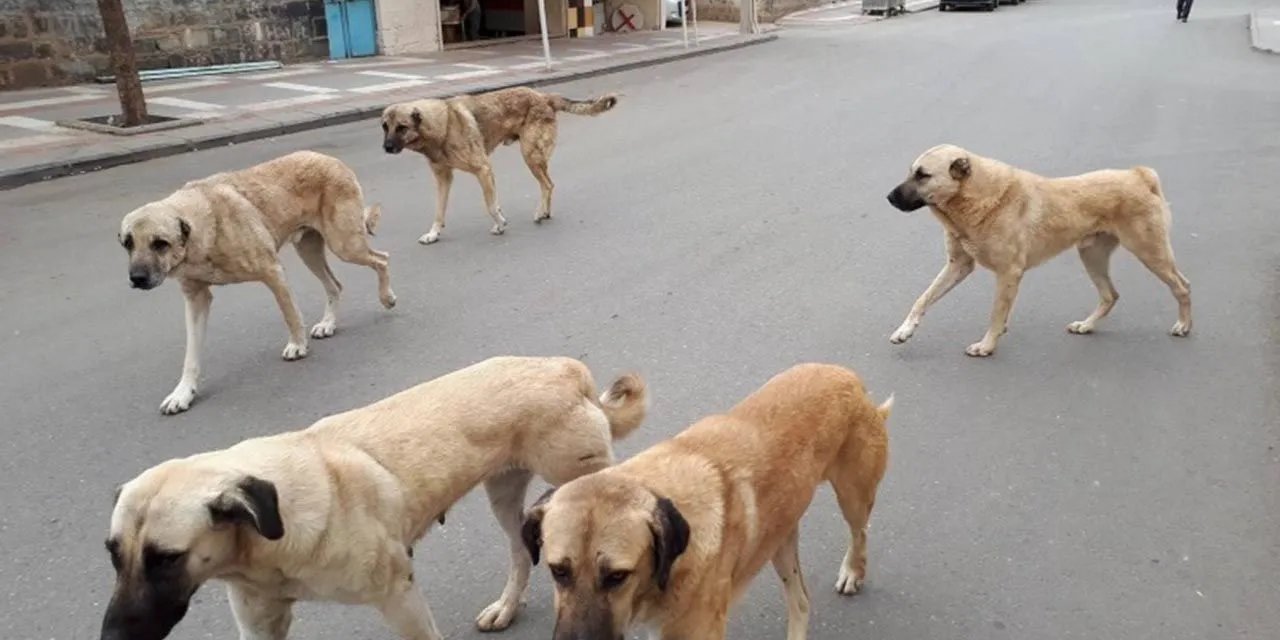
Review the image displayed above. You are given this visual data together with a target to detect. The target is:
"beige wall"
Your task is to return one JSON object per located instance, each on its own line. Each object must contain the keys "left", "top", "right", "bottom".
{"left": 523, "top": 0, "right": 569, "bottom": 37}
{"left": 376, "top": 0, "right": 443, "bottom": 55}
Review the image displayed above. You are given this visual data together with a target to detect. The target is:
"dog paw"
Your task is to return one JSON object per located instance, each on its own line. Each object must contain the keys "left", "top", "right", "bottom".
{"left": 159, "top": 386, "right": 196, "bottom": 415}
{"left": 381, "top": 290, "right": 398, "bottom": 310}
{"left": 1066, "top": 320, "right": 1094, "bottom": 335}
{"left": 490, "top": 221, "right": 508, "bottom": 236}
{"left": 418, "top": 231, "right": 440, "bottom": 245}
{"left": 965, "top": 341, "right": 995, "bottom": 357}
{"left": 889, "top": 326, "right": 914, "bottom": 344}
{"left": 534, "top": 211, "right": 552, "bottom": 224}
{"left": 1170, "top": 321, "right": 1191, "bottom": 337}
{"left": 310, "top": 320, "right": 336, "bottom": 339}
{"left": 282, "top": 342, "right": 308, "bottom": 361}
{"left": 834, "top": 568, "right": 864, "bottom": 596}
{"left": 475, "top": 599, "right": 521, "bottom": 632}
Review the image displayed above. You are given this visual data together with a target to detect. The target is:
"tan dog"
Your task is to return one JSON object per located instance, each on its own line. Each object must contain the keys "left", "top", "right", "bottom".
{"left": 380, "top": 87, "right": 618, "bottom": 244}
{"left": 118, "top": 151, "right": 396, "bottom": 414}
{"left": 521, "top": 363, "right": 891, "bottom": 640}
{"left": 100, "top": 356, "right": 647, "bottom": 640}
{"left": 886, "top": 144, "right": 1192, "bottom": 357}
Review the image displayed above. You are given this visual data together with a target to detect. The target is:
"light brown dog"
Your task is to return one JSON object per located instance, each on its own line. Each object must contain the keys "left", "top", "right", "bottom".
{"left": 118, "top": 150, "right": 396, "bottom": 414}
{"left": 100, "top": 356, "right": 647, "bottom": 640}
{"left": 380, "top": 87, "right": 618, "bottom": 244}
{"left": 886, "top": 144, "right": 1192, "bottom": 357}
{"left": 521, "top": 363, "right": 891, "bottom": 640}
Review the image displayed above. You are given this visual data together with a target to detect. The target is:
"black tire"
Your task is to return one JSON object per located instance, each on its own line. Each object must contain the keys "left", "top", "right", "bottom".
{"left": 986, "top": 1, "right": 997, "bottom": 10}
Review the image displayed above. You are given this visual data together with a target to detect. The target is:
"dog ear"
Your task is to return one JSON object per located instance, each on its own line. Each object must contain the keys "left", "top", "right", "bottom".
{"left": 111, "top": 485, "right": 123, "bottom": 508}
{"left": 647, "top": 495, "right": 689, "bottom": 591}
{"left": 411, "top": 108, "right": 423, "bottom": 128}
{"left": 209, "top": 476, "right": 284, "bottom": 540}
{"left": 520, "top": 487, "right": 557, "bottom": 565}
{"left": 949, "top": 156, "right": 971, "bottom": 180}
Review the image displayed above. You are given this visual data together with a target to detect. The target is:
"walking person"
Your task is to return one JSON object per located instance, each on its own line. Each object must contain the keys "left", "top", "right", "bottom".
{"left": 463, "top": 0, "right": 482, "bottom": 41}
{"left": 1176, "top": 0, "right": 1193, "bottom": 22}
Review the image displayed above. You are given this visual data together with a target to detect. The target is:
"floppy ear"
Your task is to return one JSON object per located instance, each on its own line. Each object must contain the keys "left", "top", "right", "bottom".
{"left": 520, "top": 487, "right": 556, "bottom": 565}
{"left": 949, "top": 156, "right": 971, "bottom": 180}
{"left": 111, "top": 485, "right": 123, "bottom": 508}
{"left": 208, "top": 476, "right": 284, "bottom": 541}
{"left": 411, "top": 108, "right": 423, "bottom": 128}
{"left": 648, "top": 496, "right": 690, "bottom": 591}
{"left": 178, "top": 218, "right": 191, "bottom": 243}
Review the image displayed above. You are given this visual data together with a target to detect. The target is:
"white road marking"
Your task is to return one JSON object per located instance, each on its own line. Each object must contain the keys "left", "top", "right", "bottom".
{"left": 357, "top": 70, "right": 428, "bottom": 80}
{"left": 149, "top": 97, "right": 225, "bottom": 111}
{"left": 565, "top": 49, "right": 609, "bottom": 60}
{"left": 437, "top": 68, "right": 504, "bottom": 81}
{"left": 241, "top": 68, "right": 324, "bottom": 80}
{"left": 0, "top": 115, "right": 63, "bottom": 132}
{"left": 0, "top": 93, "right": 101, "bottom": 113}
{"left": 263, "top": 82, "right": 340, "bottom": 94}
{"left": 242, "top": 94, "right": 340, "bottom": 111}
{"left": 507, "top": 61, "right": 548, "bottom": 70}
{"left": 330, "top": 58, "right": 429, "bottom": 69}
{"left": 349, "top": 79, "right": 434, "bottom": 94}
{"left": 0, "top": 133, "right": 74, "bottom": 151}
{"left": 142, "top": 79, "right": 228, "bottom": 93}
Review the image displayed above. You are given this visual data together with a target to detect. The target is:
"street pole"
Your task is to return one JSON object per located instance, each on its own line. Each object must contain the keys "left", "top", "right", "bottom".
{"left": 537, "top": 0, "right": 553, "bottom": 71}
{"left": 96, "top": 0, "right": 147, "bottom": 126}
{"left": 739, "top": 0, "right": 758, "bottom": 35}
{"left": 680, "top": 0, "right": 689, "bottom": 48}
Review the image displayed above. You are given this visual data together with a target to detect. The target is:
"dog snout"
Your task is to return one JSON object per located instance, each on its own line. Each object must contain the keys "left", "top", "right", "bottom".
{"left": 886, "top": 184, "right": 926, "bottom": 212}
{"left": 129, "top": 268, "right": 154, "bottom": 290}
{"left": 383, "top": 138, "right": 402, "bottom": 154}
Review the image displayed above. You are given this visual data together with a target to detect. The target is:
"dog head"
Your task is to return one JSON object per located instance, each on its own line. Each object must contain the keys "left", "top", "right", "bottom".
{"left": 522, "top": 476, "right": 690, "bottom": 640}
{"left": 119, "top": 204, "right": 191, "bottom": 290}
{"left": 381, "top": 100, "right": 447, "bottom": 155}
{"left": 887, "top": 144, "right": 974, "bottom": 212}
{"left": 101, "top": 461, "right": 284, "bottom": 640}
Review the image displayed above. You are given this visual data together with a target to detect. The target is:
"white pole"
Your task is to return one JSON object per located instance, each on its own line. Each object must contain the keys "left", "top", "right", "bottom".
{"left": 680, "top": 0, "right": 688, "bottom": 48}
{"left": 537, "top": 0, "right": 553, "bottom": 71}
{"left": 691, "top": 0, "right": 699, "bottom": 44}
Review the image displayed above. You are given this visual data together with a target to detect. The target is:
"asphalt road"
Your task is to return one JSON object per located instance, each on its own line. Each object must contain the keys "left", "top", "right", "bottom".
{"left": 2, "top": 1, "right": 1278, "bottom": 638}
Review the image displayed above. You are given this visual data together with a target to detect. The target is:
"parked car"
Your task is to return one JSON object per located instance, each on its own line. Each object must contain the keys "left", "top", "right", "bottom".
{"left": 665, "top": 0, "right": 686, "bottom": 24}
{"left": 941, "top": 0, "right": 1000, "bottom": 10}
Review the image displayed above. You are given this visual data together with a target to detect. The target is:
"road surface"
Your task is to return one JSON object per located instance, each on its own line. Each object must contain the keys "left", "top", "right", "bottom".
{"left": 1, "top": 1, "right": 1277, "bottom": 638}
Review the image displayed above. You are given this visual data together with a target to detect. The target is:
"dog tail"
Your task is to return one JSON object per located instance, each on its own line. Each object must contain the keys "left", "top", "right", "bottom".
{"left": 363, "top": 203, "right": 382, "bottom": 236}
{"left": 1134, "top": 166, "right": 1164, "bottom": 199}
{"left": 551, "top": 93, "right": 619, "bottom": 116}
{"left": 598, "top": 373, "right": 648, "bottom": 440}
{"left": 876, "top": 394, "right": 895, "bottom": 423}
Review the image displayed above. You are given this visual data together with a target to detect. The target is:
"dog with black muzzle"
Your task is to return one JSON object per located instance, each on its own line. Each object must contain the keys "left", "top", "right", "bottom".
{"left": 119, "top": 150, "right": 395, "bottom": 414}
{"left": 522, "top": 363, "right": 892, "bottom": 640}
{"left": 380, "top": 86, "right": 618, "bottom": 245}
{"left": 886, "top": 143, "right": 1192, "bottom": 357}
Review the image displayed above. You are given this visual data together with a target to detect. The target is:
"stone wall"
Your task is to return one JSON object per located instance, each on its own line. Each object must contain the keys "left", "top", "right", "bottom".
{"left": 0, "top": 0, "right": 329, "bottom": 89}
{"left": 695, "top": 0, "right": 823, "bottom": 23}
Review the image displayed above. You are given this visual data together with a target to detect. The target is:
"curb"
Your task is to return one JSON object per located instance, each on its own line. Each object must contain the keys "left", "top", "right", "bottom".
{"left": 906, "top": 1, "right": 939, "bottom": 13}
{"left": 1250, "top": 12, "right": 1280, "bottom": 55}
{"left": 0, "top": 33, "right": 777, "bottom": 191}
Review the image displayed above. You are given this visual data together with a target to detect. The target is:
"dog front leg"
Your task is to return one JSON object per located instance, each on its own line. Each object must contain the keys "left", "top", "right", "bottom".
{"left": 160, "top": 281, "right": 212, "bottom": 415}
{"left": 260, "top": 265, "right": 308, "bottom": 361}
{"left": 890, "top": 244, "right": 974, "bottom": 345}
{"left": 378, "top": 580, "right": 444, "bottom": 640}
{"left": 227, "top": 584, "right": 293, "bottom": 640}
{"left": 474, "top": 165, "right": 508, "bottom": 236}
{"left": 421, "top": 162, "right": 453, "bottom": 245}
{"left": 476, "top": 469, "right": 534, "bottom": 631}
{"left": 967, "top": 269, "right": 1023, "bottom": 357}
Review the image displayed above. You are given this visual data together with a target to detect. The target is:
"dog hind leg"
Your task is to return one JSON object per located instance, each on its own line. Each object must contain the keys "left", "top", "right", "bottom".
{"left": 1068, "top": 233, "right": 1120, "bottom": 335}
{"left": 293, "top": 229, "right": 343, "bottom": 339}
{"left": 521, "top": 123, "right": 557, "bottom": 223}
{"left": 476, "top": 469, "right": 535, "bottom": 631}
{"left": 1116, "top": 221, "right": 1191, "bottom": 336}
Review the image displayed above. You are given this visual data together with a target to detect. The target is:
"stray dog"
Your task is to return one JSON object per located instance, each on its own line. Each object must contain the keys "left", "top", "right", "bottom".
{"left": 886, "top": 144, "right": 1192, "bottom": 357}
{"left": 381, "top": 87, "right": 618, "bottom": 244}
{"left": 118, "top": 150, "right": 396, "bottom": 414}
{"left": 522, "top": 363, "right": 891, "bottom": 640}
{"left": 100, "top": 356, "right": 647, "bottom": 640}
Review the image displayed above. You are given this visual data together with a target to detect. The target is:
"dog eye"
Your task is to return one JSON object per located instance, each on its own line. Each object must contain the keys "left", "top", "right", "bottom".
{"left": 151, "top": 239, "right": 170, "bottom": 252}
{"left": 105, "top": 539, "right": 123, "bottom": 571}
{"left": 144, "top": 549, "right": 187, "bottom": 574}
{"left": 381, "top": 122, "right": 388, "bottom": 131}
{"left": 121, "top": 235, "right": 134, "bottom": 251}
{"left": 549, "top": 564, "right": 572, "bottom": 585}
{"left": 601, "top": 570, "right": 631, "bottom": 590}
{"left": 915, "top": 169, "right": 930, "bottom": 180}
{"left": 395, "top": 125, "right": 408, "bottom": 133}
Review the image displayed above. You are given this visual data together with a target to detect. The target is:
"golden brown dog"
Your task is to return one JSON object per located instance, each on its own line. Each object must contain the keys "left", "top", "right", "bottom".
{"left": 521, "top": 363, "right": 891, "bottom": 640}
{"left": 380, "top": 87, "right": 618, "bottom": 244}
{"left": 101, "top": 356, "right": 647, "bottom": 640}
{"left": 118, "top": 150, "right": 396, "bottom": 414}
{"left": 886, "top": 144, "right": 1192, "bottom": 357}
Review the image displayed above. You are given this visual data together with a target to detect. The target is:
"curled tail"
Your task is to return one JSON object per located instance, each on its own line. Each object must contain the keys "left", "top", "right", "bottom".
{"left": 598, "top": 373, "right": 647, "bottom": 440}
{"left": 1134, "top": 166, "right": 1164, "bottom": 199}
{"left": 550, "top": 93, "right": 619, "bottom": 116}
{"left": 363, "top": 203, "right": 382, "bottom": 236}
{"left": 876, "top": 394, "right": 895, "bottom": 422}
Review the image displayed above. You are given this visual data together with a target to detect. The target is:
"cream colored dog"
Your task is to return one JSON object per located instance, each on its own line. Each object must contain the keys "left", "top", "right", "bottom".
{"left": 100, "top": 356, "right": 647, "bottom": 640}
{"left": 886, "top": 144, "right": 1192, "bottom": 357}
{"left": 521, "top": 363, "right": 891, "bottom": 640}
{"left": 118, "top": 150, "right": 396, "bottom": 414}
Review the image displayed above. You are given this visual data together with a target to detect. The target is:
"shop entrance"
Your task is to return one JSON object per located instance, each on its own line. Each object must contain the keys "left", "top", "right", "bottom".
{"left": 440, "top": 0, "right": 565, "bottom": 47}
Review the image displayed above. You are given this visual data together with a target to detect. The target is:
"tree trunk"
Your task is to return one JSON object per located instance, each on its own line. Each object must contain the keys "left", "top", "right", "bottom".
{"left": 96, "top": 0, "right": 147, "bottom": 127}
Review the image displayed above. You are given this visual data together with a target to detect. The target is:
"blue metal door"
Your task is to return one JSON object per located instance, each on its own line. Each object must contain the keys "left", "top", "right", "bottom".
{"left": 325, "top": 0, "right": 379, "bottom": 59}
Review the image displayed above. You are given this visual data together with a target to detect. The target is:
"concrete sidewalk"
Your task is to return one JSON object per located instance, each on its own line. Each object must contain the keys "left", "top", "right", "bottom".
{"left": 1250, "top": 10, "right": 1280, "bottom": 55}
{"left": 777, "top": 0, "right": 938, "bottom": 27}
{"left": 0, "top": 24, "right": 774, "bottom": 190}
